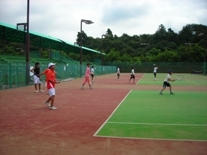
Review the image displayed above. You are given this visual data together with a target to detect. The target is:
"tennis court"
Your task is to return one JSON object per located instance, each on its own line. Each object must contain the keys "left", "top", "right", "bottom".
{"left": 94, "top": 73, "right": 207, "bottom": 141}
{"left": 138, "top": 73, "right": 207, "bottom": 86}
{"left": 0, "top": 73, "right": 207, "bottom": 155}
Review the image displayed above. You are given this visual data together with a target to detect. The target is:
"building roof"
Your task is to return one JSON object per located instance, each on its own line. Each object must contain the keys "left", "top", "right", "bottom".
{"left": 0, "top": 21, "right": 105, "bottom": 55}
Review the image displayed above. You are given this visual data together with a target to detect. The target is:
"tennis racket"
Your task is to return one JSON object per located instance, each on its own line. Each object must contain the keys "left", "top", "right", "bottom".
{"left": 56, "top": 79, "right": 67, "bottom": 83}
{"left": 30, "top": 67, "right": 34, "bottom": 81}
{"left": 175, "top": 75, "right": 184, "bottom": 81}
{"left": 39, "top": 78, "right": 45, "bottom": 90}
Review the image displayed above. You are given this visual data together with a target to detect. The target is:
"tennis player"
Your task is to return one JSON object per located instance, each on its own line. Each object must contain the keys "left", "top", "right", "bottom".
{"left": 128, "top": 67, "right": 135, "bottom": 83}
{"left": 30, "top": 62, "right": 44, "bottom": 93}
{"left": 90, "top": 66, "right": 95, "bottom": 81}
{"left": 117, "top": 67, "right": 120, "bottom": 79}
{"left": 160, "top": 70, "right": 175, "bottom": 95}
{"left": 39, "top": 63, "right": 50, "bottom": 92}
{"left": 153, "top": 64, "right": 158, "bottom": 80}
{"left": 81, "top": 63, "right": 93, "bottom": 89}
{"left": 44, "top": 63, "right": 60, "bottom": 110}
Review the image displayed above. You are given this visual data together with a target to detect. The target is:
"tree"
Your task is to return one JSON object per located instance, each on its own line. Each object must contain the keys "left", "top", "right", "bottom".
{"left": 167, "top": 28, "right": 178, "bottom": 44}
{"left": 104, "top": 49, "right": 120, "bottom": 62}
{"left": 155, "top": 51, "right": 179, "bottom": 62}
{"left": 178, "top": 24, "right": 197, "bottom": 44}
{"left": 154, "top": 24, "right": 167, "bottom": 41}
{"left": 106, "top": 28, "right": 113, "bottom": 38}
{"left": 76, "top": 31, "right": 88, "bottom": 46}
{"left": 120, "top": 54, "right": 132, "bottom": 62}
{"left": 2, "top": 23, "right": 207, "bottom": 64}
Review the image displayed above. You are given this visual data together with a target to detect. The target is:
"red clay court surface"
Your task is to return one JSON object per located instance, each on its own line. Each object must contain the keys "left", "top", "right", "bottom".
{"left": 0, "top": 73, "right": 207, "bottom": 155}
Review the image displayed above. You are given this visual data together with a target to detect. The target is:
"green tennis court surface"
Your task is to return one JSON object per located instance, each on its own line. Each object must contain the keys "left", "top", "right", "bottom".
{"left": 138, "top": 73, "right": 207, "bottom": 86}
{"left": 94, "top": 90, "right": 207, "bottom": 141}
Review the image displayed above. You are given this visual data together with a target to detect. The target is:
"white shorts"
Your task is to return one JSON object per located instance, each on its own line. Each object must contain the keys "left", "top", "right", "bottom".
{"left": 33, "top": 75, "right": 40, "bottom": 84}
{"left": 48, "top": 88, "right": 55, "bottom": 96}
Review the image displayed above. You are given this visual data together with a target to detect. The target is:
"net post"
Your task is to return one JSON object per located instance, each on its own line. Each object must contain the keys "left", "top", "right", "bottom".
{"left": 203, "top": 62, "right": 206, "bottom": 76}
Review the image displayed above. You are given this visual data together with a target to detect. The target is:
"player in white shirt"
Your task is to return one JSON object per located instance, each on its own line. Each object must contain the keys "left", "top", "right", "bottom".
{"left": 90, "top": 66, "right": 95, "bottom": 81}
{"left": 160, "top": 70, "right": 175, "bottom": 95}
{"left": 128, "top": 67, "right": 135, "bottom": 83}
{"left": 117, "top": 67, "right": 120, "bottom": 79}
{"left": 153, "top": 64, "right": 158, "bottom": 80}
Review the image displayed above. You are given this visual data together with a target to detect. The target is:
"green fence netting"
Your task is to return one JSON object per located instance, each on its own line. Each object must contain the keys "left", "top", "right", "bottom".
{"left": 1, "top": 61, "right": 206, "bottom": 90}
{"left": 105, "top": 62, "right": 206, "bottom": 74}
{"left": 0, "top": 62, "right": 116, "bottom": 90}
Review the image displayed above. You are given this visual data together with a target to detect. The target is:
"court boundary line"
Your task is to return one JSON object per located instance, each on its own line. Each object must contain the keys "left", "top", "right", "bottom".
{"left": 184, "top": 79, "right": 200, "bottom": 85}
{"left": 94, "top": 135, "right": 207, "bottom": 142}
{"left": 107, "top": 121, "right": 207, "bottom": 127}
{"left": 93, "top": 90, "right": 132, "bottom": 136}
{"left": 136, "top": 73, "right": 144, "bottom": 85}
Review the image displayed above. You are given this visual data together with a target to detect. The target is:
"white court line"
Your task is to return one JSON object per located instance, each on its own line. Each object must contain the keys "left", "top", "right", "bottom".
{"left": 94, "top": 135, "right": 207, "bottom": 142}
{"left": 93, "top": 90, "right": 132, "bottom": 136}
{"left": 107, "top": 122, "right": 207, "bottom": 127}
{"left": 184, "top": 79, "right": 200, "bottom": 85}
{"left": 136, "top": 73, "right": 145, "bottom": 85}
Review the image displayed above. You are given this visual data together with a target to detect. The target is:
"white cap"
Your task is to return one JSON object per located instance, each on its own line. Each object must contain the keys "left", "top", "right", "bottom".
{"left": 48, "top": 63, "right": 56, "bottom": 68}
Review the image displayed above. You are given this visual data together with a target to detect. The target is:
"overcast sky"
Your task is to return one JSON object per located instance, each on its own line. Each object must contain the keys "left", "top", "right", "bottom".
{"left": 0, "top": 0, "right": 207, "bottom": 43}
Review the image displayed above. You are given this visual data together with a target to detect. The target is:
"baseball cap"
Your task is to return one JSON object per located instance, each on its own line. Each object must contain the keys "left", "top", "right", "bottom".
{"left": 48, "top": 63, "right": 56, "bottom": 68}
{"left": 169, "top": 70, "right": 173, "bottom": 73}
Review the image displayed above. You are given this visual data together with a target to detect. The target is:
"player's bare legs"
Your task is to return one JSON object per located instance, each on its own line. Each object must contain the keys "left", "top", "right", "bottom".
{"left": 45, "top": 95, "right": 55, "bottom": 107}
{"left": 34, "top": 84, "right": 38, "bottom": 92}
{"left": 128, "top": 77, "right": 131, "bottom": 83}
{"left": 50, "top": 96, "right": 55, "bottom": 107}
{"left": 169, "top": 86, "right": 174, "bottom": 94}
{"left": 160, "top": 87, "right": 166, "bottom": 94}
{"left": 38, "top": 83, "right": 41, "bottom": 91}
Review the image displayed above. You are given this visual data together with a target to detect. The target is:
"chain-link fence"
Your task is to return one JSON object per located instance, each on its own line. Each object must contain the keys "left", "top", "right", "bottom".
{"left": 1, "top": 61, "right": 206, "bottom": 90}
{"left": 105, "top": 62, "right": 206, "bottom": 74}
{"left": 0, "top": 62, "right": 116, "bottom": 90}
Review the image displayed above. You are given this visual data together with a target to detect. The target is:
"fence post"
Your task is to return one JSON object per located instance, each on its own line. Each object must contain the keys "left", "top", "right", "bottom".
{"left": 17, "top": 63, "right": 19, "bottom": 86}
{"left": 9, "top": 62, "right": 12, "bottom": 88}
{"left": 204, "top": 62, "right": 206, "bottom": 76}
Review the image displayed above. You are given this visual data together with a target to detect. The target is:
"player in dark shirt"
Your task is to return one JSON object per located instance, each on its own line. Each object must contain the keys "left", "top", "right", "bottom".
{"left": 30, "top": 62, "right": 43, "bottom": 92}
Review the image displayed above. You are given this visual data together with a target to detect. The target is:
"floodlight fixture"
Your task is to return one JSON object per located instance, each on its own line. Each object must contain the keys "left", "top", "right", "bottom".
{"left": 16, "top": 23, "right": 27, "bottom": 31}
{"left": 81, "top": 19, "right": 94, "bottom": 24}
{"left": 79, "top": 19, "right": 94, "bottom": 77}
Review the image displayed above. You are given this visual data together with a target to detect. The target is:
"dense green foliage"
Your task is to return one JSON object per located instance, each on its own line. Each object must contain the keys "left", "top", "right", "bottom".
{"left": 76, "top": 24, "right": 207, "bottom": 63}
{"left": 1, "top": 23, "right": 206, "bottom": 64}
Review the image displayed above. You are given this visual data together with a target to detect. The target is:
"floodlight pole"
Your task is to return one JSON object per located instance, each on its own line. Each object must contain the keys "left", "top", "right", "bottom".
{"left": 140, "top": 43, "right": 150, "bottom": 62}
{"left": 80, "top": 19, "right": 93, "bottom": 77}
{"left": 198, "top": 33, "right": 207, "bottom": 75}
{"left": 205, "top": 35, "right": 207, "bottom": 76}
{"left": 26, "top": 0, "right": 30, "bottom": 85}
{"left": 185, "top": 43, "right": 193, "bottom": 63}
{"left": 74, "top": 42, "right": 79, "bottom": 46}
{"left": 101, "top": 34, "right": 107, "bottom": 65}
{"left": 17, "top": 0, "right": 30, "bottom": 85}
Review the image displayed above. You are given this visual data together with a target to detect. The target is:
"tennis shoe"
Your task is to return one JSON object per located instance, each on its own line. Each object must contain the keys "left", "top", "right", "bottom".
{"left": 45, "top": 101, "right": 50, "bottom": 107}
{"left": 39, "top": 90, "right": 44, "bottom": 92}
{"left": 159, "top": 92, "right": 163, "bottom": 95}
{"left": 170, "top": 92, "right": 174, "bottom": 94}
{"left": 81, "top": 86, "right": 84, "bottom": 89}
{"left": 50, "top": 106, "right": 57, "bottom": 110}
{"left": 35, "top": 90, "right": 39, "bottom": 93}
